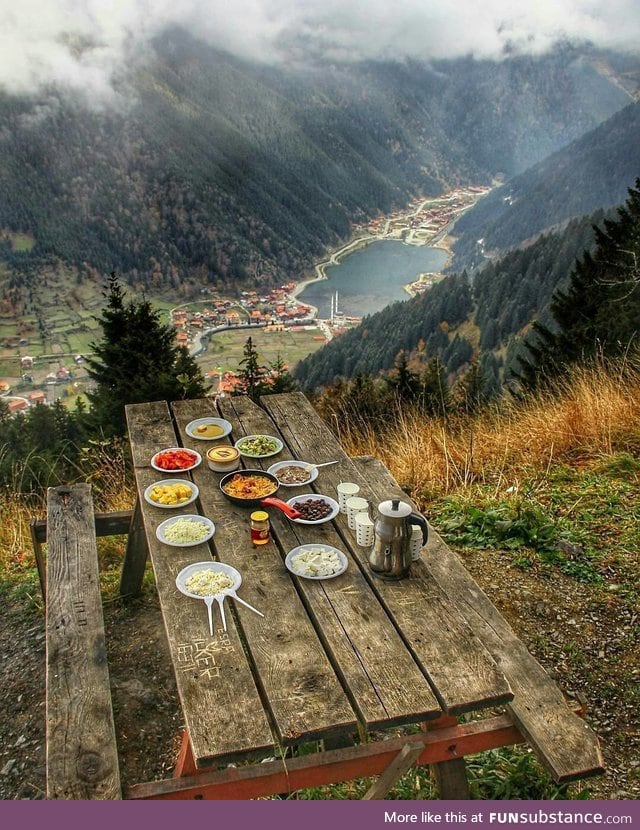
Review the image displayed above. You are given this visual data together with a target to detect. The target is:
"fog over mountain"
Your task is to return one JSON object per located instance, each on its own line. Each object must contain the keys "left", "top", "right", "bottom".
{"left": 1, "top": 2, "right": 639, "bottom": 325}
{"left": 2, "top": 1, "right": 640, "bottom": 102}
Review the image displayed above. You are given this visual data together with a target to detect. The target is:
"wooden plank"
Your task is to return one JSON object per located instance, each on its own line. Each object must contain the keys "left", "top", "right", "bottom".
{"left": 362, "top": 741, "right": 425, "bottom": 800}
{"left": 262, "top": 392, "right": 513, "bottom": 714}
{"left": 171, "top": 397, "right": 358, "bottom": 745}
{"left": 33, "top": 511, "right": 135, "bottom": 603}
{"left": 353, "top": 455, "right": 605, "bottom": 784}
{"left": 32, "top": 511, "right": 134, "bottom": 544}
{"left": 125, "top": 400, "right": 274, "bottom": 767}
{"left": 46, "top": 483, "right": 121, "bottom": 799}
{"left": 119, "top": 500, "right": 149, "bottom": 597}
{"left": 212, "top": 394, "right": 442, "bottom": 731}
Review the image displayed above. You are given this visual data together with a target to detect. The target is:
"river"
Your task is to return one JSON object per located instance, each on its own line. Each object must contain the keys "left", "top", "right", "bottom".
{"left": 298, "top": 240, "right": 449, "bottom": 318}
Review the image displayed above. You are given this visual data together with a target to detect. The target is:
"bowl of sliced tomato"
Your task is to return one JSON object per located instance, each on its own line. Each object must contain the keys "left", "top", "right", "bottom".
{"left": 151, "top": 447, "right": 202, "bottom": 473}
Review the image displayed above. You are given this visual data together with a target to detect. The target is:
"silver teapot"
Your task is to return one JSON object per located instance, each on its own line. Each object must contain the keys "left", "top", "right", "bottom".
{"left": 368, "top": 498, "right": 429, "bottom": 580}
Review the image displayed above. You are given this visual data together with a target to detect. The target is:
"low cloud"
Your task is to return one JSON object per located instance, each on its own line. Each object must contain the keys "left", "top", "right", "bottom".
{"left": 1, "top": 0, "right": 639, "bottom": 100}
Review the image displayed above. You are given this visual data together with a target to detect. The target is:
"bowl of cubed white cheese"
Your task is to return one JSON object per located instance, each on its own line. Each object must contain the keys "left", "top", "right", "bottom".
{"left": 285, "top": 544, "right": 348, "bottom": 580}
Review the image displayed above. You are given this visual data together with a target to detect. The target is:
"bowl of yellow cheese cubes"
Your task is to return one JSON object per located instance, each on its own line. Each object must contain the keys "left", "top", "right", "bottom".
{"left": 144, "top": 479, "right": 199, "bottom": 508}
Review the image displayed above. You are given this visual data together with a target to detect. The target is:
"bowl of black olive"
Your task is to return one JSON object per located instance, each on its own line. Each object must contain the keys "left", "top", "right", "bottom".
{"left": 286, "top": 494, "right": 339, "bottom": 525}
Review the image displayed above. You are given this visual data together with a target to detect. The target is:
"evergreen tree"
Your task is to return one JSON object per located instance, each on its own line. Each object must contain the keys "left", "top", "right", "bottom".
{"left": 236, "top": 337, "right": 269, "bottom": 402}
{"left": 454, "top": 360, "right": 489, "bottom": 414}
{"left": 515, "top": 180, "right": 640, "bottom": 388}
{"left": 419, "top": 357, "right": 451, "bottom": 417}
{"left": 85, "top": 274, "right": 208, "bottom": 435}
{"left": 268, "top": 354, "right": 299, "bottom": 394}
{"left": 343, "top": 374, "right": 385, "bottom": 425}
{"left": 385, "top": 350, "right": 420, "bottom": 404}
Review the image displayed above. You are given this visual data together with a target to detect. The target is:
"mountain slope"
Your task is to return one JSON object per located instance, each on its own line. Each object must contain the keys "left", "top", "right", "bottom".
{"left": 0, "top": 31, "right": 635, "bottom": 296}
{"left": 294, "top": 210, "right": 606, "bottom": 391}
{"left": 451, "top": 100, "right": 640, "bottom": 271}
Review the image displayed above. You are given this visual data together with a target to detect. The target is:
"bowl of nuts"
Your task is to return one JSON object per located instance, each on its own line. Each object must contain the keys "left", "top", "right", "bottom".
{"left": 285, "top": 494, "right": 339, "bottom": 525}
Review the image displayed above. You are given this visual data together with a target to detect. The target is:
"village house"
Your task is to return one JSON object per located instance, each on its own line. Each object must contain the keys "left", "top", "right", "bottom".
{"left": 7, "top": 398, "right": 29, "bottom": 414}
{"left": 28, "top": 390, "right": 47, "bottom": 405}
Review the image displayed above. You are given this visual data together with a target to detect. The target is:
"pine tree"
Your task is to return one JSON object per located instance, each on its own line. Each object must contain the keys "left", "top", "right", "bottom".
{"left": 85, "top": 274, "right": 209, "bottom": 435}
{"left": 454, "top": 360, "right": 489, "bottom": 414}
{"left": 385, "top": 350, "right": 420, "bottom": 404}
{"left": 268, "top": 354, "right": 298, "bottom": 394}
{"left": 419, "top": 357, "right": 451, "bottom": 417}
{"left": 236, "top": 337, "right": 269, "bottom": 402}
{"left": 516, "top": 179, "right": 640, "bottom": 388}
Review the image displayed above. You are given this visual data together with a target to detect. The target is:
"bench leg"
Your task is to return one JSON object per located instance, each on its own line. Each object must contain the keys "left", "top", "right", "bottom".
{"left": 120, "top": 497, "right": 149, "bottom": 597}
{"left": 174, "top": 730, "right": 198, "bottom": 778}
{"left": 422, "top": 716, "right": 471, "bottom": 799}
{"left": 29, "top": 518, "right": 46, "bottom": 603}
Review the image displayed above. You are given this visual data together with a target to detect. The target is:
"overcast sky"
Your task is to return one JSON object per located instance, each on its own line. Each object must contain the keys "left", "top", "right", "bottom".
{"left": 2, "top": 0, "right": 640, "bottom": 100}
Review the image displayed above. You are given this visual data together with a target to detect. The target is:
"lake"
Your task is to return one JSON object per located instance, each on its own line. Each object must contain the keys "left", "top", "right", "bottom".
{"left": 298, "top": 240, "right": 449, "bottom": 318}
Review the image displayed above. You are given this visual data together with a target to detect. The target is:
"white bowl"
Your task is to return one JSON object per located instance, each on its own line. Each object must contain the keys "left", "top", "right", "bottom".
{"left": 144, "top": 479, "right": 199, "bottom": 509}
{"left": 286, "top": 494, "right": 340, "bottom": 525}
{"left": 151, "top": 447, "right": 202, "bottom": 473}
{"left": 156, "top": 514, "right": 215, "bottom": 547}
{"left": 267, "top": 460, "right": 318, "bottom": 488}
{"left": 206, "top": 445, "right": 241, "bottom": 472}
{"left": 185, "top": 417, "right": 233, "bottom": 441}
{"left": 285, "top": 544, "right": 348, "bottom": 580}
{"left": 234, "top": 434, "right": 283, "bottom": 459}
{"left": 176, "top": 561, "right": 241, "bottom": 598}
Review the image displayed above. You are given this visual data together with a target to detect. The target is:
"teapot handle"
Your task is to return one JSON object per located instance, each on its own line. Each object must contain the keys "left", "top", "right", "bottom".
{"left": 407, "top": 512, "right": 429, "bottom": 546}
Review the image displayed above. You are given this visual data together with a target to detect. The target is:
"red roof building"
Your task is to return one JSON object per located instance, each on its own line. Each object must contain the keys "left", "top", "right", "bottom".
{"left": 8, "top": 399, "right": 29, "bottom": 414}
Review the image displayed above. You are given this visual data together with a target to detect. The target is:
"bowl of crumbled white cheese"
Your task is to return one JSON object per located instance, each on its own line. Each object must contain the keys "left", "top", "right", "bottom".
{"left": 176, "top": 561, "right": 241, "bottom": 599}
{"left": 285, "top": 544, "right": 348, "bottom": 580}
{"left": 156, "top": 514, "right": 215, "bottom": 547}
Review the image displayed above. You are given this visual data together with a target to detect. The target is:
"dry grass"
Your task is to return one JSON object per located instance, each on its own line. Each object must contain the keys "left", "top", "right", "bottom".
{"left": 0, "top": 439, "right": 133, "bottom": 585}
{"left": 337, "top": 358, "right": 640, "bottom": 503}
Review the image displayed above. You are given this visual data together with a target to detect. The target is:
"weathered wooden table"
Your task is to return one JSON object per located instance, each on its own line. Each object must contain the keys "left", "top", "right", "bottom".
{"left": 122, "top": 392, "right": 603, "bottom": 800}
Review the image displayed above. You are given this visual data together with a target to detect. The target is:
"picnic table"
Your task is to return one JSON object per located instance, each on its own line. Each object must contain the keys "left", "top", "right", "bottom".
{"left": 110, "top": 391, "right": 603, "bottom": 799}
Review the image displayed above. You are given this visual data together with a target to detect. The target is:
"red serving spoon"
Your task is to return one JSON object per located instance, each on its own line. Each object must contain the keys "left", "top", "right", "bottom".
{"left": 260, "top": 497, "right": 302, "bottom": 519}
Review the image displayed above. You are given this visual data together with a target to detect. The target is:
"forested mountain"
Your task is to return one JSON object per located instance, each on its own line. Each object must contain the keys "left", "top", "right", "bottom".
{"left": 294, "top": 88, "right": 640, "bottom": 396}
{"left": 450, "top": 100, "right": 640, "bottom": 272}
{"left": 1, "top": 30, "right": 636, "bottom": 296}
{"left": 294, "top": 209, "right": 606, "bottom": 392}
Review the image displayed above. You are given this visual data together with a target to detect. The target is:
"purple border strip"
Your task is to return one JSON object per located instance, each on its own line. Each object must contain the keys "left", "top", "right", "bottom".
{"left": 2, "top": 799, "right": 639, "bottom": 830}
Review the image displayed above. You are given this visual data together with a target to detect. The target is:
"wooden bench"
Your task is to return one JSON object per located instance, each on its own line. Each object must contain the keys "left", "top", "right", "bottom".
{"left": 45, "top": 483, "right": 121, "bottom": 799}
{"left": 351, "top": 454, "right": 605, "bottom": 788}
